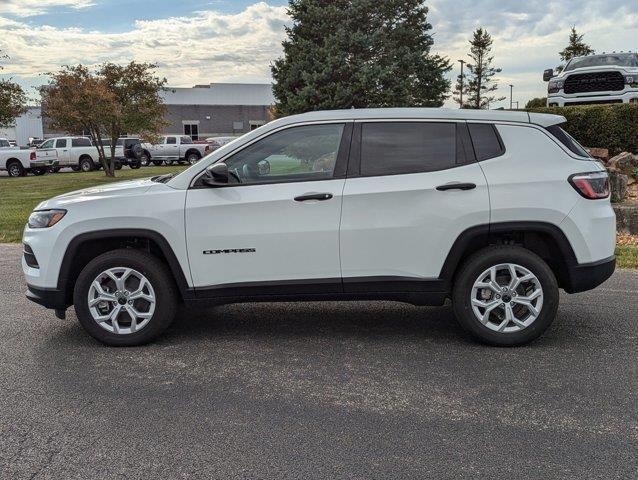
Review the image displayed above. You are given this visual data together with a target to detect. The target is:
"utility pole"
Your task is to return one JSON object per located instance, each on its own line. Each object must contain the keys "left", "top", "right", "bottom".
{"left": 509, "top": 84, "right": 514, "bottom": 110}
{"left": 458, "top": 60, "right": 465, "bottom": 108}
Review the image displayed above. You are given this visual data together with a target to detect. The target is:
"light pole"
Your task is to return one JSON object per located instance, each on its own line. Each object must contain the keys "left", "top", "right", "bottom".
{"left": 458, "top": 60, "right": 465, "bottom": 108}
{"left": 509, "top": 84, "right": 514, "bottom": 110}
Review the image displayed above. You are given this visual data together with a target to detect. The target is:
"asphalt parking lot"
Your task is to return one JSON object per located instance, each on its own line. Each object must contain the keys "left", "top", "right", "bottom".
{"left": 0, "top": 243, "right": 636, "bottom": 479}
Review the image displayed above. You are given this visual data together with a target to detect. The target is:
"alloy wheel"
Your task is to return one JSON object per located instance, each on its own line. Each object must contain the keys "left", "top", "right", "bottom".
{"left": 470, "top": 263, "right": 544, "bottom": 333}
{"left": 87, "top": 267, "right": 156, "bottom": 335}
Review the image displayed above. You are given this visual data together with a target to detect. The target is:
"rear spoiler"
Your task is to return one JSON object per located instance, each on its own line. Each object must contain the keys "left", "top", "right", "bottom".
{"left": 528, "top": 112, "right": 567, "bottom": 128}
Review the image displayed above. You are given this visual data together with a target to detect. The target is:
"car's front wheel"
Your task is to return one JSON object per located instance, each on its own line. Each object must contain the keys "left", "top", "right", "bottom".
{"left": 452, "top": 246, "right": 558, "bottom": 347}
{"left": 73, "top": 249, "right": 178, "bottom": 346}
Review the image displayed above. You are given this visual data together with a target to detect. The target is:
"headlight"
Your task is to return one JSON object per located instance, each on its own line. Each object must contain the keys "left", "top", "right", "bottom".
{"left": 27, "top": 209, "right": 67, "bottom": 229}
{"left": 548, "top": 79, "right": 564, "bottom": 94}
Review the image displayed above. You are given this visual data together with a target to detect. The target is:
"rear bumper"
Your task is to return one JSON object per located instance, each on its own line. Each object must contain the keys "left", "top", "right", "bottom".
{"left": 564, "top": 256, "right": 616, "bottom": 294}
{"left": 30, "top": 159, "right": 58, "bottom": 168}
{"left": 26, "top": 284, "right": 68, "bottom": 310}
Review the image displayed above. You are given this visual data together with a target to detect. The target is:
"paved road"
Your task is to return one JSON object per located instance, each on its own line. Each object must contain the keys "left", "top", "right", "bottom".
{"left": 0, "top": 243, "right": 636, "bottom": 479}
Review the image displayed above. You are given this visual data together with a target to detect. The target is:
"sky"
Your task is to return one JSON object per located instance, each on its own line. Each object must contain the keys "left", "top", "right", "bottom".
{"left": 0, "top": 0, "right": 637, "bottom": 108}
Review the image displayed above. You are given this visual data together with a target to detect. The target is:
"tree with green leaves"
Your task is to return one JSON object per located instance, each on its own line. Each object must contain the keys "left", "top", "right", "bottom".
{"left": 453, "top": 28, "right": 505, "bottom": 109}
{"left": 41, "top": 62, "right": 166, "bottom": 177}
{"left": 0, "top": 52, "right": 27, "bottom": 128}
{"left": 525, "top": 97, "right": 547, "bottom": 109}
{"left": 271, "top": 0, "right": 451, "bottom": 116}
{"left": 560, "top": 27, "right": 594, "bottom": 63}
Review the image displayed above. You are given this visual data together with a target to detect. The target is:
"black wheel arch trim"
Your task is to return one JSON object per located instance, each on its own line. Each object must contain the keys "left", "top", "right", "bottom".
{"left": 440, "top": 222, "right": 578, "bottom": 282}
{"left": 57, "top": 229, "right": 192, "bottom": 303}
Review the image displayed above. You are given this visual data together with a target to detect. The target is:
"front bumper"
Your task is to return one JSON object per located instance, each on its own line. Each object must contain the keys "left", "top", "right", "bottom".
{"left": 26, "top": 284, "right": 68, "bottom": 310}
{"left": 548, "top": 90, "right": 638, "bottom": 107}
{"left": 563, "top": 256, "right": 616, "bottom": 294}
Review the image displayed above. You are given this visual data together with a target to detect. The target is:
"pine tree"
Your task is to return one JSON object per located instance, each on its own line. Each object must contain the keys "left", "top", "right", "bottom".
{"left": 453, "top": 28, "right": 505, "bottom": 109}
{"left": 271, "top": 0, "right": 451, "bottom": 116}
{"left": 559, "top": 27, "right": 594, "bottom": 63}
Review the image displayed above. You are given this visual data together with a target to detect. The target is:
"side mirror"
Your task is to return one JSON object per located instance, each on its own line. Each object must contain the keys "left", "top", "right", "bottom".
{"left": 257, "top": 159, "right": 270, "bottom": 175}
{"left": 543, "top": 69, "right": 555, "bottom": 82}
{"left": 202, "top": 162, "right": 229, "bottom": 187}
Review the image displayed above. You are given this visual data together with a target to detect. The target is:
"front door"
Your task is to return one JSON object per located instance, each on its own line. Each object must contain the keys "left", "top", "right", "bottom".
{"left": 340, "top": 121, "right": 490, "bottom": 290}
{"left": 185, "top": 122, "right": 352, "bottom": 294}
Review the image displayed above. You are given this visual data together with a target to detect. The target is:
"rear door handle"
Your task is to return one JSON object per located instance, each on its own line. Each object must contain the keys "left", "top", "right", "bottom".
{"left": 436, "top": 182, "right": 476, "bottom": 191}
{"left": 294, "top": 193, "right": 333, "bottom": 202}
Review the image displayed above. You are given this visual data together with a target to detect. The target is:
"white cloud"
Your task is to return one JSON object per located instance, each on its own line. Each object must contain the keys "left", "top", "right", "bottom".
{"left": 0, "top": 2, "right": 288, "bottom": 89}
{"left": 0, "top": 0, "right": 95, "bottom": 17}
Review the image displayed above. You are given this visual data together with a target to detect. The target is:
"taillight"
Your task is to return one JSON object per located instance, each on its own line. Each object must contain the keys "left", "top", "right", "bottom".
{"left": 569, "top": 171, "right": 610, "bottom": 199}
{"left": 30, "top": 151, "right": 36, "bottom": 161}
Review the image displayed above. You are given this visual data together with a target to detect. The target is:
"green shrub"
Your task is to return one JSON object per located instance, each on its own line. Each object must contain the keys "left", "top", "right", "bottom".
{"left": 529, "top": 104, "right": 638, "bottom": 155}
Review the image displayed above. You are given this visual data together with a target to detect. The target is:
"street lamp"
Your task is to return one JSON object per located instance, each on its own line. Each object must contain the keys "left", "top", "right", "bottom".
{"left": 509, "top": 84, "right": 514, "bottom": 110}
{"left": 458, "top": 60, "right": 465, "bottom": 108}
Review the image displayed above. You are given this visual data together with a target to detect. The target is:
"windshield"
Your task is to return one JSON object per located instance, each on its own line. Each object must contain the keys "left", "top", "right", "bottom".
{"left": 565, "top": 53, "right": 638, "bottom": 71}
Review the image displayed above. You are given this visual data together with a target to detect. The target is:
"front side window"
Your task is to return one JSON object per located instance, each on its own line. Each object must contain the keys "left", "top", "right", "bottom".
{"left": 166, "top": 137, "right": 177, "bottom": 145}
{"left": 40, "top": 139, "right": 54, "bottom": 149}
{"left": 55, "top": 139, "right": 68, "bottom": 148}
{"left": 0, "top": 139, "right": 9, "bottom": 147}
{"left": 360, "top": 122, "right": 456, "bottom": 176}
{"left": 223, "top": 123, "right": 345, "bottom": 184}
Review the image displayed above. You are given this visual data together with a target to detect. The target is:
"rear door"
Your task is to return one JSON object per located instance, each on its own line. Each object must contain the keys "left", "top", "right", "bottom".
{"left": 339, "top": 121, "right": 490, "bottom": 290}
{"left": 55, "top": 138, "right": 70, "bottom": 165}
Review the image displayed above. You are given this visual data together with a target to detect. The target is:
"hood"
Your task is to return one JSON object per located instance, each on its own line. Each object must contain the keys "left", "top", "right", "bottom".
{"left": 558, "top": 65, "right": 638, "bottom": 78}
{"left": 35, "top": 177, "right": 160, "bottom": 209}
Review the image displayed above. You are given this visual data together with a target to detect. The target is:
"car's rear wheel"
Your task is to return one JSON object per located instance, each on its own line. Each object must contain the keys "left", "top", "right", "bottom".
{"left": 79, "top": 156, "right": 94, "bottom": 172}
{"left": 152, "top": 160, "right": 163, "bottom": 166}
{"left": 6, "top": 160, "right": 25, "bottom": 177}
{"left": 73, "top": 249, "right": 177, "bottom": 346}
{"left": 186, "top": 152, "right": 201, "bottom": 164}
{"left": 452, "top": 246, "right": 559, "bottom": 347}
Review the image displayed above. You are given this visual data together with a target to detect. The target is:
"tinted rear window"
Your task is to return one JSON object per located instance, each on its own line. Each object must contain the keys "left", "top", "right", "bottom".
{"left": 468, "top": 124, "right": 504, "bottom": 161}
{"left": 361, "top": 122, "right": 456, "bottom": 176}
{"left": 72, "top": 138, "right": 92, "bottom": 147}
{"left": 546, "top": 125, "right": 590, "bottom": 158}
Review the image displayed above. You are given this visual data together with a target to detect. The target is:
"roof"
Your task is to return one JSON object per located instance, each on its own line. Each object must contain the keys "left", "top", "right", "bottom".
{"left": 160, "top": 83, "right": 274, "bottom": 106}
{"left": 273, "top": 108, "right": 566, "bottom": 128}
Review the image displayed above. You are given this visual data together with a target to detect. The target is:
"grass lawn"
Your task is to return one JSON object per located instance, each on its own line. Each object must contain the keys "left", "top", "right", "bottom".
{"left": 2, "top": 167, "right": 637, "bottom": 269}
{"left": 0, "top": 166, "right": 186, "bottom": 243}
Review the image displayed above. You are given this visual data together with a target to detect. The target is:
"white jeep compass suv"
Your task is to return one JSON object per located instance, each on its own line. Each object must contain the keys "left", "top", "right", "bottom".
{"left": 22, "top": 109, "right": 616, "bottom": 347}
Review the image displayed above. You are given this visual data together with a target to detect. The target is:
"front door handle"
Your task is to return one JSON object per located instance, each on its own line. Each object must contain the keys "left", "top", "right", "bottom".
{"left": 294, "top": 193, "right": 333, "bottom": 202}
{"left": 436, "top": 182, "right": 476, "bottom": 191}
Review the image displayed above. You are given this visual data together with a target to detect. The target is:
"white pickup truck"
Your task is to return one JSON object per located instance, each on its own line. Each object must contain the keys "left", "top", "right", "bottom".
{"left": 143, "top": 135, "right": 207, "bottom": 165}
{"left": 38, "top": 137, "right": 105, "bottom": 172}
{"left": 0, "top": 146, "right": 58, "bottom": 177}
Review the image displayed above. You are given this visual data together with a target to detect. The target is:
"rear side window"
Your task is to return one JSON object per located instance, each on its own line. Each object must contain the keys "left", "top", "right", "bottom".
{"left": 360, "top": 122, "right": 456, "bottom": 176}
{"left": 546, "top": 125, "right": 590, "bottom": 158}
{"left": 71, "top": 138, "right": 92, "bottom": 147}
{"left": 468, "top": 124, "right": 504, "bottom": 161}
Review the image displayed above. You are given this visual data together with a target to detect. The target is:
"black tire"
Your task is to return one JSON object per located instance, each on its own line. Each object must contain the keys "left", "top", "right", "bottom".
{"left": 186, "top": 151, "right": 201, "bottom": 164}
{"left": 6, "top": 160, "right": 25, "bottom": 177}
{"left": 73, "top": 249, "right": 178, "bottom": 347}
{"left": 51, "top": 166, "right": 61, "bottom": 173}
{"left": 130, "top": 160, "right": 141, "bottom": 170}
{"left": 31, "top": 167, "right": 47, "bottom": 176}
{"left": 71, "top": 166, "right": 80, "bottom": 172}
{"left": 79, "top": 156, "right": 94, "bottom": 172}
{"left": 114, "top": 162, "right": 123, "bottom": 170}
{"left": 141, "top": 152, "right": 151, "bottom": 166}
{"left": 152, "top": 160, "right": 163, "bottom": 166}
{"left": 452, "top": 246, "right": 559, "bottom": 347}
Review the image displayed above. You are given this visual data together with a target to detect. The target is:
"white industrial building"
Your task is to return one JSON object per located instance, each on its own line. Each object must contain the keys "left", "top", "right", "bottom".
{"left": 0, "top": 107, "right": 44, "bottom": 146}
